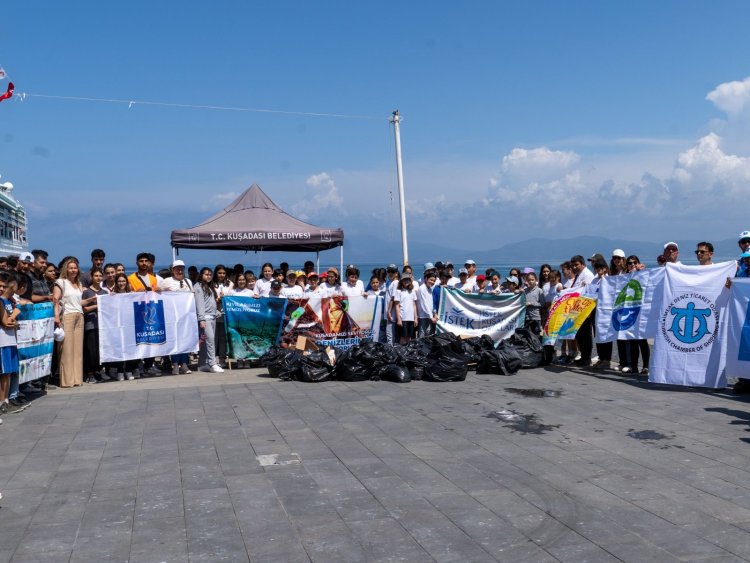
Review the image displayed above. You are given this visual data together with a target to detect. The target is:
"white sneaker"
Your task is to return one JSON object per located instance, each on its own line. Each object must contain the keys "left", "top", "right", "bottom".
{"left": 574, "top": 353, "right": 582, "bottom": 361}
{"left": 126, "top": 372, "right": 134, "bottom": 381}
{"left": 117, "top": 373, "right": 125, "bottom": 381}
{"left": 210, "top": 364, "right": 225, "bottom": 373}
{"left": 621, "top": 367, "right": 632, "bottom": 374}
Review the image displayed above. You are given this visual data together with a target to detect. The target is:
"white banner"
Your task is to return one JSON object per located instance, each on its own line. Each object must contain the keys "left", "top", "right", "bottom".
{"left": 436, "top": 287, "right": 525, "bottom": 342}
{"left": 595, "top": 268, "right": 665, "bottom": 343}
{"left": 98, "top": 293, "right": 199, "bottom": 362}
{"left": 649, "top": 261, "right": 735, "bottom": 388}
{"left": 725, "top": 279, "right": 750, "bottom": 379}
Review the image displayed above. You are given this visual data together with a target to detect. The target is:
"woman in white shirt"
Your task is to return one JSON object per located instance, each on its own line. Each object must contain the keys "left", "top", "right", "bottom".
{"left": 320, "top": 268, "right": 342, "bottom": 296}
{"left": 230, "top": 272, "right": 257, "bottom": 297}
{"left": 53, "top": 258, "right": 85, "bottom": 388}
{"left": 392, "top": 277, "right": 418, "bottom": 344}
{"left": 255, "top": 262, "right": 274, "bottom": 297}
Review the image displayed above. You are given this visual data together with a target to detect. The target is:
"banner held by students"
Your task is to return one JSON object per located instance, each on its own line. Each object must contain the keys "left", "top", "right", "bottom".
{"left": 99, "top": 292, "right": 199, "bottom": 362}
{"left": 222, "top": 296, "right": 286, "bottom": 360}
{"left": 437, "top": 287, "right": 525, "bottom": 342}
{"left": 596, "top": 267, "right": 665, "bottom": 342}
{"left": 725, "top": 278, "right": 750, "bottom": 379}
{"left": 16, "top": 302, "right": 54, "bottom": 384}
{"left": 279, "top": 295, "right": 382, "bottom": 350}
{"left": 650, "top": 261, "right": 735, "bottom": 388}
{"left": 543, "top": 288, "right": 597, "bottom": 345}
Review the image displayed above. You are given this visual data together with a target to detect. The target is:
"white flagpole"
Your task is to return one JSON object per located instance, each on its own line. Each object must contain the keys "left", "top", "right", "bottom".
{"left": 389, "top": 110, "right": 409, "bottom": 266}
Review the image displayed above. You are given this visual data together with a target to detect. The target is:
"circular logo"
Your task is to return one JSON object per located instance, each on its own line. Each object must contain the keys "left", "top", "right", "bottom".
{"left": 661, "top": 292, "right": 719, "bottom": 352}
{"left": 611, "top": 279, "right": 643, "bottom": 331}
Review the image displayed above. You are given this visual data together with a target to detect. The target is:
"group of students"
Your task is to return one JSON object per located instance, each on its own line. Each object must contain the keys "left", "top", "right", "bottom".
{"left": 4, "top": 233, "right": 750, "bottom": 421}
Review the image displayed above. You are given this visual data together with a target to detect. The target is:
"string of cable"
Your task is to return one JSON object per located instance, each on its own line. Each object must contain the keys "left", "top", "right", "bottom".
{"left": 12, "top": 91, "right": 381, "bottom": 120}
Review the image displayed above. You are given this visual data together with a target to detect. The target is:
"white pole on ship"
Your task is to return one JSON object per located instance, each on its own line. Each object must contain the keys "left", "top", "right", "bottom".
{"left": 389, "top": 110, "right": 409, "bottom": 266}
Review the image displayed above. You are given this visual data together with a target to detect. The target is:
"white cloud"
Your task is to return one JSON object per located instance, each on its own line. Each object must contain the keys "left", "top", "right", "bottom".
{"left": 212, "top": 191, "right": 240, "bottom": 203}
{"left": 292, "top": 172, "right": 345, "bottom": 220}
{"left": 706, "top": 77, "right": 750, "bottom": 117}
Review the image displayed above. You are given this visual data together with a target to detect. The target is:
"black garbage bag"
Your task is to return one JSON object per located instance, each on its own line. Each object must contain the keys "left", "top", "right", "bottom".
{"left": 409, "top": 365, "right": 424, "bottom": 381}
{"left": 460, "top": 337, "right": 485, "bottom": 364}
{"left": 259, "top": 345, "right": 287, "bottom": 377}
{"left": 509, "top": 328, "right": 543, "bottom": 369}
{"left": 377, "top": 364, "right": 412, "bottom": 383}
{"left": 298, "top": 350, "right": 333, "bottom": 382}
{"left": 358, "top": 340, "right": 399, "bottom": 370}
{"left": 264, "top": 348, "right": 303, "bottom": 380}
{"left": 394, "top": 341, "right": 428, "bottom": 369}
{"left": 476, "top": 341, "right": 522, "bottom": 375}
{"left": 334, "top": 348, "right": 373, "bottom": 381}
{"left": 424, "top": 352, "right": 468, "bottom": 381}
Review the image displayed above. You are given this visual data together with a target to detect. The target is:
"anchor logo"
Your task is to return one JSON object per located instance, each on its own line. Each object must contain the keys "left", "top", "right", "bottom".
{"left": 669, "top": 302, "right": 711, "bottom": 344}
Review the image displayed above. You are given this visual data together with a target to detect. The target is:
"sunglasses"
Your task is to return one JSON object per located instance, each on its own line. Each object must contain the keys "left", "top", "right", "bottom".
{"left": 627, "top": 261, "right": 637, "bottom": 266}
{"left": 695, "top": 250, "right": 710, "bottom": 255}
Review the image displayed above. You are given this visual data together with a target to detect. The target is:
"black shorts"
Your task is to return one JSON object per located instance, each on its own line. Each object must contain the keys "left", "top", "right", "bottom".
{"left": 398, "top": 321, "right": 415, "bottom": 339}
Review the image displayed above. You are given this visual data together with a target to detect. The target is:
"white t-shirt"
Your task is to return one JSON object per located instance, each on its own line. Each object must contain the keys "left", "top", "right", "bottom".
{"left": 416, "top": 283, "right": 435, "bottom": 319}
{"left": 160, "top": 277, "right": 193, "bottom": 292}
{"left": 320, "top": 282, "right": 341, "bottom": 296}
{"left": 232, "top": 288, "right": 257, "bottom": 297}
{"left": 282, "top": 285, "right": 304, "bottom": 298}
{"left": 255, "top": 277, "right": 273, "bottom": 297}
{"left": 305, "top": 286, "right": 329, "bottom": 297}
{"left": 395, "top": 289, "right": 417, "bottom": 322}
{"left": 572, "top": 267, "right": 595, "bottom": 288}
{"left": 448, "top": 276, "right": 460, "bottom": 287}
{"left": 485, "top": 282, "right": 502, "bottom": 294}
{"left": 340, "top": 281, "right": 364, "bottom": 297}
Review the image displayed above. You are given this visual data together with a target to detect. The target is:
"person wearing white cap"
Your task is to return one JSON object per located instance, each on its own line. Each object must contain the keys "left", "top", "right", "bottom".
{"left": 464, "top": 260, "right": 477, "bottom": 286}
{"left": 663, "top": 242, "right": 680, "bottom": 264}
{"left": 610, "top": 249, "right": 627, "bottom": 275}
{"left": 160, "top": 260, "right": 193, "bottom": 374}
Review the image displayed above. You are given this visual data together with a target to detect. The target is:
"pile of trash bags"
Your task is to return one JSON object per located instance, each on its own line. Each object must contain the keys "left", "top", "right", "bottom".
{"left": 260, "top": 329, "right": 541, "bottom": 383}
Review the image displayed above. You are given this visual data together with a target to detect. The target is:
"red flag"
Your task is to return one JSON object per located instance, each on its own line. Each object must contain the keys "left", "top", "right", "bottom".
{"left": 0, "top": 82, "right": 14, "bottom": 102}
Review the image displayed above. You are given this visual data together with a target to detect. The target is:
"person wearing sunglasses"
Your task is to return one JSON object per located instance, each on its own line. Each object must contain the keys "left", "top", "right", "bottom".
{"left": 694, "top": 242, "right": 714, "bottom": 266}
{"left": 662, "top": 242, "right": 680, "bottom": 264}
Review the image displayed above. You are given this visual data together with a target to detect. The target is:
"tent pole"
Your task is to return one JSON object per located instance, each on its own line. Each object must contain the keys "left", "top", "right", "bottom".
{"left": 340, "top": 244, "right": 343, "bottom": 275}
{"left": 172, "top": 247, "right": 176, "bottom": 263}
{"left": 316, "top": 251, "right": 319, "bottom": 274}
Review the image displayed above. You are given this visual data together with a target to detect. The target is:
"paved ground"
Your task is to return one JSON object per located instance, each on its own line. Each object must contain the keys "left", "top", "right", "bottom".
{"left": 2, "top": 364, "right": 750, "bottom": 562}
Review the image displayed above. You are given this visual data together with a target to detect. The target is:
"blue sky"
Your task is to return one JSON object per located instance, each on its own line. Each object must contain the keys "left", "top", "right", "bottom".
{"left": 3, "top": 1, "right": 750, "bottom": 266}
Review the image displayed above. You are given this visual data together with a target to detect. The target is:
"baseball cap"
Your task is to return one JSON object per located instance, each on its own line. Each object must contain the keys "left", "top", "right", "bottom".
{"left": 270, "top": 280, "right": 282, "bottom": 289}
{"left": 664, "top": 241, "right": 679, "bottom": 250}
{"left": 612, "top": 249, "right": 625, "bottom": 258}
{"left": 476, "top": 274, "right": 486, "bottom": 282}
{"left": 424, "top": 262, "right": 435, "bottom": 270}
{"left": 19, "top": 252, "right": 33, "bottom": 263}
{"left": 459, "top": 268, "right": 469, "bottom": 275}
{"left": 505, "top": 275, "right": 519, "bottom": 285}
{"left": 742, "top": 251, "right": 750, "bottom": 259}
{"left": 386, "top": 264, "right": 398, "bottom": 272}
{"left": 464, "top": 259, "right": 476, "bottom": 265}
{"left": 588, "top": 253, "right": 604, "bottom": 262}
{"left": 307, "top": 272, "right": 319, "bottom": 279}
{"left": 171, "top": 259, "right": 185, "bottom": 269}
{"left": 522, "top": 267, "right": 535, "bottom": 275}
{"left": 295, "top": 270, "right": 306, "bottom": 278}
{"left": 739, "top": 231, "right": 750, "bottom": 242}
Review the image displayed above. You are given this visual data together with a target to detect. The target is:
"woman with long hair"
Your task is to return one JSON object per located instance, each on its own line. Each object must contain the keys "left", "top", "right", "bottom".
{"left": 255, "top": 262, "right": 274, "bottom": 297}
{"left": 624, "top": 255, "right": 650, "bottom": 375}
{"left": 231, "top": 272, "right": 257, "bottom": 297}
{"left": 81, "top": 268, "right": 109, "bottom": 383}
{"left": 53, "top": 258, "right": 84, "bottom": 388}
{"left": 195, "top": 267, "right": 223, "bottom": 373}
{"left": 212, "top": 264, "right": 232, "bottom": 368}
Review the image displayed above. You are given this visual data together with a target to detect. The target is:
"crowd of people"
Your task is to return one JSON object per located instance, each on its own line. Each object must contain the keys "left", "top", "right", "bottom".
{"left": 1, "top": 231, "right": 749, "bottom": 423}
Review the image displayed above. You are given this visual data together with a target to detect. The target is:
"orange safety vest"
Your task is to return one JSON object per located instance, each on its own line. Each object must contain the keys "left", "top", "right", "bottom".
{"left": 128, "top": 272, "right": 158, "bottom": 292}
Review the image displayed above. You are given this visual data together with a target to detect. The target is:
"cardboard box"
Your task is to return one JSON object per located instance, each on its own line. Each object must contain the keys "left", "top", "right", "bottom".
{"left": 295, "top": 336, "right": 319, "bottom": 353}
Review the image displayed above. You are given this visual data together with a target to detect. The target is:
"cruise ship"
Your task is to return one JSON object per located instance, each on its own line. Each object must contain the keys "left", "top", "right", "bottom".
{"left": 0, "top": 181, "right": 28, "bottom": 256}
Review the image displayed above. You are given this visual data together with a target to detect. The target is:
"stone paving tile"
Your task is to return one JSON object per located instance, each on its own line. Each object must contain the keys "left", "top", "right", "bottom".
{"left": 4, "top": 368, "right": 750, "bottom": 561}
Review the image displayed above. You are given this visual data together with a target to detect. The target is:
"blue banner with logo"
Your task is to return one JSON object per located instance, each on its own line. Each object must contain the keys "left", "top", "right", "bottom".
{"left": 595, "top": 268, "right": 665, "bottom": 343}
{"left": 436, "top": 287, "right": 525, "bottom": 342}
{"left": 725, "top": 279, "right": 750, "bottom": 379}
{"left": 650, "top": 261, "right": 735, "bottom": 388}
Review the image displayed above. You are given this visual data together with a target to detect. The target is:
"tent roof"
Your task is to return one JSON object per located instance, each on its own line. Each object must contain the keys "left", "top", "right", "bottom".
{"left": 171, "top": 184, "right": 344, "bottom": 251}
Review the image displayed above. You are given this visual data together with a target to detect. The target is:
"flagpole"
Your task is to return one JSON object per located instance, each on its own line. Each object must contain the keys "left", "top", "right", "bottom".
{"left": 389, "top": 110, "right": 409, "bottom": 267}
